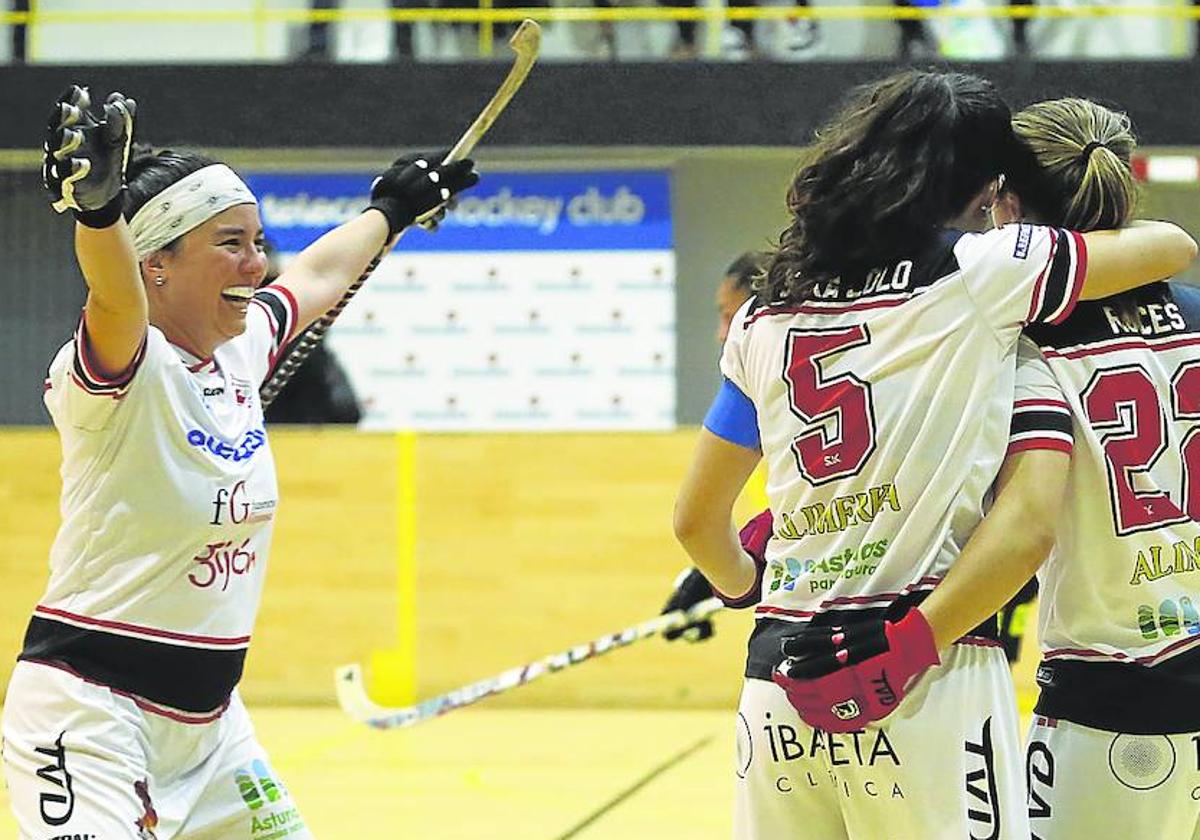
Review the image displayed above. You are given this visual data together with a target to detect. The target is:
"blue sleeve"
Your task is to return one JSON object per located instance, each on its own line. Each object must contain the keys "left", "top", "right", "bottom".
{"left": 703, "top": 378, "right": 760, "bottom": 451}
{"left": 1170, "top": 282, "right": 1200, "bottom": 326}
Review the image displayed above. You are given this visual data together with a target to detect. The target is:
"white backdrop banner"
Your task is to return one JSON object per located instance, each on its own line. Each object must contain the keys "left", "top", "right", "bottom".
{"left": 245, "top": 169, "right": 676, "bottom": 431}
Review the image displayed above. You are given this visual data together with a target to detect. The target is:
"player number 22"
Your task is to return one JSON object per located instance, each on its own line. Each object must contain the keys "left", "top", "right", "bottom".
{"left": 1082, "top": 360, "right": 1200, "bottom": 535}
{"left": 783, "top": 325, "right": 878, "bottom": 485}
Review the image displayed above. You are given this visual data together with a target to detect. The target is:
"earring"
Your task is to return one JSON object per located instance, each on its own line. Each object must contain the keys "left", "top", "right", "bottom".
{"left": 154, "top": 275, "right": 165, "bottom": 287}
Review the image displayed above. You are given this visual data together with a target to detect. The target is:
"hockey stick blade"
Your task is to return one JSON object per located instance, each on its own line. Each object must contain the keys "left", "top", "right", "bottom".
{"left": 260, "top": 21, "right": 541, "bottom": 407}
{"left": 336, "top": 597, "right": 723, "bottom": 730}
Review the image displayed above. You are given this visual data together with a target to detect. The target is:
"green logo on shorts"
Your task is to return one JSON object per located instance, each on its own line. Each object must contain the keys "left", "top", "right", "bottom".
{"left": 235, "top": 761, "right": 307, "bottom": 838}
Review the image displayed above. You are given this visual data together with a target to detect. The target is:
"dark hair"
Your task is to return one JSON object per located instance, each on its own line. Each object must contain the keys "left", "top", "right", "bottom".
{"left": 1007, "top": 98, "right": 1137, "bottom": 232}
{"left": 123, "top": 144, "right": 219, "bottom": 250}
{"left": 725, "top": 251, "right": 768, "bottom": 293}
{"left": 760, "top": 70, "right": 1018, "bottom": 304}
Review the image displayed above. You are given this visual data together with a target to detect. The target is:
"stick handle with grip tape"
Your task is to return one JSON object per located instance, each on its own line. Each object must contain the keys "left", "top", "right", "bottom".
{"left": 260, "top": 20, "right": 542, "bottom": 407}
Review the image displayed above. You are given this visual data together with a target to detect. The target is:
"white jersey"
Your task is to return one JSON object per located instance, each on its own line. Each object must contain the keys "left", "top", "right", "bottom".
{"left": 22, "top": 285, "right": 299, "bottom": 714}
{"left": 720, "top": 224, "right": 1085, "bottom": 678}
{"left": 1021, "top": 281, "right": 1200, "bottom": 733}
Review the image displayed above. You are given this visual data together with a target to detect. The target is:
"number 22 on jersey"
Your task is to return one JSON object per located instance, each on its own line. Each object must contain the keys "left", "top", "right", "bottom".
{"left": 783, "top": 325, "right": 878, "bottom": 485}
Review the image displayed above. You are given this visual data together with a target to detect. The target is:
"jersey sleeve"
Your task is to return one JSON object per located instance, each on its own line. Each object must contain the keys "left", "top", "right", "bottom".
{"left": 42, "top": 311, "right": 150, "bottom": 432}
{"left": 703, "top": 378, "right": 761, "bottom": 451}
{"left": 718, "top": 297, "right": 756, "bottom": 397}
{"left": 955, "top": 224, "right": 1087, "bottom": 334}
{"left": 243, "top": 285, "right": 301, "bottom": 387}
{"left": 1007, "top": 336, "right": 1073, "bottom": 457}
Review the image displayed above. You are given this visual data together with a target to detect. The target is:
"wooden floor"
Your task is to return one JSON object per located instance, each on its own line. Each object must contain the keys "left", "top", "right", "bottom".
{"left": 0, "top": 695, "right": 1038, "bottom": 840}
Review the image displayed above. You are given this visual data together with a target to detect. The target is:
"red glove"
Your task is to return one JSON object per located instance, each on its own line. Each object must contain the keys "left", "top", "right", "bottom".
{"left": 771, "top": 609, "right": 940, "bottom": 732}
{"left": 712, "top": 509, "right": 773, "bottom": 609}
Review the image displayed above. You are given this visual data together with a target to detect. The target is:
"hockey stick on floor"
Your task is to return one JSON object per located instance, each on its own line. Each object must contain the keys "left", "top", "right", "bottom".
{"left": 336, "top": 597, "right": 723, "bottom": 730}
{"left": 260, "top": 19, "right": 542, "bottom": 407}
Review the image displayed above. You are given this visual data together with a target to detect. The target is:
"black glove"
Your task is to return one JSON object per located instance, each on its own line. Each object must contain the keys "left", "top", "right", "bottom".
{"left": 43, "top": 85, "right": 136, "bottom": 227}
{"left": 367, "top": 149, "right": 479, "bottom": 237}
{"left": 661, "top": 568, "right": 716, "bottom": 642}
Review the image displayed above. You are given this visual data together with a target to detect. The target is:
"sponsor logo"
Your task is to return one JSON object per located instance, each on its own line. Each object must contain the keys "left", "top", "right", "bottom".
{"left": 232, "top": 376, "right": 252, "bottom": 406}
{"left": 1035, "top": 663, "right": 1056, "bottom": 688}
{"left": 1026, "top": 741, "right": 1054, "bottom": 823}
{"left": 1136, "top": 597, "right": 1200, "bottom": 640}
{"left": 769, "top": 540, "right": 890, "bottom": 594}
{"left": 48, "top": 834, "right": 95, "bottom": 840}
{"left": 1108, "top": 734, "right": 1177, "bottom": 791}
{"left": 134, "top": 778, "right": 158, "bottom": 840}
{"left": 1128, "top": 538, "right": 1200, "bottom": 586}
{"left": 35, "top": 733, "right": 74, "bottom": 826}
{"left": 832, "top": 699, "right": 861, "bottom": 721}
{"left": 236, "top": 761, "right": 307, "bottom": 840}
{"left": 759, "top": 712, "right": 905, "bottom": 800}
{"left": 775, "top": 483, "right": 902, "bottom": 540}
{"left": 203, "top": 386, "right": 225, "bottom": 397}
{"left": 211, "top": 481, "right": 276, "bottom": 526}
{"left": 964, "top": 718, "right": 1001, "bottom": 840}
{"left": 1013, "top": 224, "right": 1033, "bottom": 260}
{"left": 187, "top": 428, "right": 266, "bottom": 463}
{"left": 871, "top": 673, "right": 898, "bottom": 708}
{"left": 188, "top": 539, "right": 257, "bottom": 591}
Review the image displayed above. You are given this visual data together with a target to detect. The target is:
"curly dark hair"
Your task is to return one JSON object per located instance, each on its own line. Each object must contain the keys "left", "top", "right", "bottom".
{"left": 760, "top": 70, "right": 1020, "bottom": 304}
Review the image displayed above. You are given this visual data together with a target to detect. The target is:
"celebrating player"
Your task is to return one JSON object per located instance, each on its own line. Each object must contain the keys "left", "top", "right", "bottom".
{"left": 672, "top": 69, "right": 1196, "bottom": 839}
{"left": 1, "top": 85, "right": 477, "bottom": 839}
{"left": 990, "top": 98, "right": 1200, "bottom": 839}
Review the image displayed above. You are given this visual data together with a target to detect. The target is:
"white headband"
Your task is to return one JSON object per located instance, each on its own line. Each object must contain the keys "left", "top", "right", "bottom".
{"left": 128, "top": 164, "right": 258, "bottom": 257}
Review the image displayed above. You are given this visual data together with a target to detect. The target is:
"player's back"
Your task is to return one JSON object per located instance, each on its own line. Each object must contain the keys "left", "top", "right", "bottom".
{"left": 1024, "top": 281, "right": 1200, "bottom": 732}
{"left": 721, "top": 223, "right": 1085, "bottom": 678}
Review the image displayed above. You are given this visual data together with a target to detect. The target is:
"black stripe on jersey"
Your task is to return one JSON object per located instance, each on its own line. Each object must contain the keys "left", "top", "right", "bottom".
{"left": 19, "top": 616, "right": 245, "bottom": 713}
{"left": 1035, "top": 645, "right": 1200, "bottom": 733}
{"left": 744, "top": 590, "right": 998, "bottom": 681}
{"left": 1010, "top": 411, "right": 1073, "bottom": 439}
{"left": 1030, "top": 229, "right": 1083, "bottom": 325}
{"left": 70, "top": 315, "right": 148, "bottom": 396}
{"left": 253, "top": 288, "right": 292, "bottom": 351}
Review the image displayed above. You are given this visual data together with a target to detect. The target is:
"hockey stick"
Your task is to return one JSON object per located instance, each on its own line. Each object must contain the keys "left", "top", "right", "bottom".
{"left": 335, "top": 597, "right": 724, "bottom": 730}
{"left": 260, "top": 19, "right": 542, "bottom": 407}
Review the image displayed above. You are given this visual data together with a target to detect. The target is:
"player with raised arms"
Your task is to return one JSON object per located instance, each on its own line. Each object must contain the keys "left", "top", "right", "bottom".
{"left": 1, "top": 86, "right": 477, "bottom": 839}
{"left": 672, "top": 69, "right": 1196, "bottom": 839}
{"left": 987, "top": 98, "right": 1200, "bottom": 839}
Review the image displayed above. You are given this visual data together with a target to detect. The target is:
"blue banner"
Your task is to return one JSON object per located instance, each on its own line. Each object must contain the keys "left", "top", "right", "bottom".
{"left": 243, "top": 170, "right": 673, "bottom": 253}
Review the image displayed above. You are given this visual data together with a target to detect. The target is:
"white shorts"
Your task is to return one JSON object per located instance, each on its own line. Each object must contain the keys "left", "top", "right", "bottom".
{"left": 1026, "top": 715, "right": 1200, "bottom": 840}
{"left": 734, "top": 641, "right": 1028, "bottom": 840}
{"left": 2, "top": 660, "right": 313, "bottom": 840}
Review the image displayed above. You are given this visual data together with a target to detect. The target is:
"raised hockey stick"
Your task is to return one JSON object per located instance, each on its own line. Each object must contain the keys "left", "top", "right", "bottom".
{"left": 260, "top": 20, "right": 542, "bottom": 407}
{"left": 336, "top": 597, "right": 724, "bottom": 730}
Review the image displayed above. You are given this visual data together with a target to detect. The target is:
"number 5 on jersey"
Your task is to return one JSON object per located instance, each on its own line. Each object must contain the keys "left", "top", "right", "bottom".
{"left": 783, "top": 325, "right": 878, "bottom": 485}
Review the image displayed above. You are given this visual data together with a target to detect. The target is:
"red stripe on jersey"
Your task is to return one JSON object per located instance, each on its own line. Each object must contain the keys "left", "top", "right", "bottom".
{"left": 73, "top": 314, "right": 148, "bottom": 391}
{"left": 1013, "top": 398, "right": 1070, "bottom": 411}
{"left": 1042, "top": 334, "right": 1200, "bottom": 360}
{"left": 1048, "top": 231, "right": 1087, "bottom": 325}
{"left": 67, "top": 371, "right": 125, "bottom": 400}
{"left": 23, "top": 658, "right": 231, "bottom": 723}
{"left": 744, "top": 294, "right": 912, "bottom": 326}
{"left": 1007, "top": 437, "right": 1073, "bottom": 456}
{"left": 34, "top": 606, "right": 251, "bottom": 648}
{"left": 755, "top": 577, "right": 943, "bottom": 617}
{"left": 1025, "top": 228, "right": 1058, "bottom": 325}
{"left": 251, "top": 297, "right": 281, "bottom": 342}
{"left": 956, "top": 635, "right": 1004, "bottom": 649}
{"left": 1043, "top": 633, "right": 1200, "bottom": 666}
{"left": 264, "top": 284, "right": 301, "bottom": 344}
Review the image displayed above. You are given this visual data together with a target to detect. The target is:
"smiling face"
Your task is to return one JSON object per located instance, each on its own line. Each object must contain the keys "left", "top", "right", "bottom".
{"left": 144, "top": 203, "right": 268, "bottom": 358}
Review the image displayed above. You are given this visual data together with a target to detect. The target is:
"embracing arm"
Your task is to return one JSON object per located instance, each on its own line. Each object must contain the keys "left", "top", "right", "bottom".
{"left": 917, "top": 447, "right": 1069, "bottom": 650}
{"left": 673, "top": 428, "right": 763, "bottom": 599}
{"left": 1080, "top": 221, "right": 1198, "bottom": 301}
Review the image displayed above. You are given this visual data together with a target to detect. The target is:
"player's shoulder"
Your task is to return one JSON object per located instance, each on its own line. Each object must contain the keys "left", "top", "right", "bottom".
{"left": 1026, "top": 280, "right": 1195, "bottom": 350}
{"left": 951, "top": 223, "right": 1049, "bottom": 268}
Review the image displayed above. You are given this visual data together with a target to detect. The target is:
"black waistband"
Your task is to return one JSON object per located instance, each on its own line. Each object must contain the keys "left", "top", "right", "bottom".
{"left": 745, "top": 590, "right": 999, "bottom": 681}
{"left": 1034, "top": 647, "right": 1200, "bottom": 734}
{"left": 19, "top": 616, "right": 245, "bottom": 714}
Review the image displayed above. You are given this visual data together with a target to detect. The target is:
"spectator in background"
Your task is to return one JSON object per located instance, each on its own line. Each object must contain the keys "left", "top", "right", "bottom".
{"left": 660, "top": 0, "right": 820, "bottom": 59}
{"left": 261, "top": 242, "right": 363, "bottom": 425}
{"left": 716, "top": 251, "right": 766, "bottom": 344}
{"left": 10, "top": 0, "right": 28, "bottom": 63}
{"left": 304, "top": 0, "right": 423, "bottom": 60}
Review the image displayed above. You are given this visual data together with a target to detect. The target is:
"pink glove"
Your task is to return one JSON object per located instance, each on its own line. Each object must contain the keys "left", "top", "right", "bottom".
{"left": 771, "top": 609, "right": 940, "bottom": 732}
{"left": 712, "top": 509, "right": 773, "bottom": 609}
